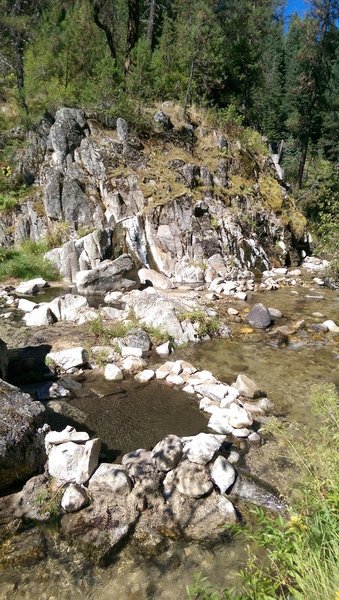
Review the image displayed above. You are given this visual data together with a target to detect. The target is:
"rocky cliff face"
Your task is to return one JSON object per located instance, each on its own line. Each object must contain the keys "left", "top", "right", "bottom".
{"left": 2, "top": 108, "right": 307, "bottom": 283}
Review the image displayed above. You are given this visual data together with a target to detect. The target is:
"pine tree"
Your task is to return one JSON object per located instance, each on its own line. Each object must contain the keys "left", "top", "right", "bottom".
{"left": 284, "top": 0, "right": 339, "bottom": 188}
{"left": 0, "top": 0, "right": 46, "bottom": 114}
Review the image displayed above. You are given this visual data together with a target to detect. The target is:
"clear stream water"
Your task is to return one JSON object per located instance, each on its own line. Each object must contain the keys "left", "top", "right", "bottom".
{"left": 0, "top": 283, "right": 338, "bottom": 599}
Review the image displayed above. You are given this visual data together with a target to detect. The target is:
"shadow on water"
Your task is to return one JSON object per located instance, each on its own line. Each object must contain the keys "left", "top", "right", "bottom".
{"left": 6, "top": 344, "right": 52, "bottom": 386}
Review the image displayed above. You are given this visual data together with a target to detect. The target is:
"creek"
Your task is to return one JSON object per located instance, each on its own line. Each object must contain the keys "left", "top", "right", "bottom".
{"left": 0, "top": 283, "right": 338, "bottom": 599}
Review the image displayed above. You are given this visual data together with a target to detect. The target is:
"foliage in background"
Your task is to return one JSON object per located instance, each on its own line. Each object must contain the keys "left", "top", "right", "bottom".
{"left": 0, "top": 0, "right": 337, "bottom": 189}
{"left": 0, "top": 0, "right": 338, "bottom": 274}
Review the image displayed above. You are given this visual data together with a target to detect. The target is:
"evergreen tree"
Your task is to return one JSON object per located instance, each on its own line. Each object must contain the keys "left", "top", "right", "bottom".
{"left": 0, "top": 0, "right": 46, "bottom": 114}
{"left": 284, "top": 0, "right": 339, "bottom": 188}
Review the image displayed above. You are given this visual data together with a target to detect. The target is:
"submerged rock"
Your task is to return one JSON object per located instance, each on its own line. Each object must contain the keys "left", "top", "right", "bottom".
{"left": 0, "top": 529, "right": 47, "bottom": 569}
{"left": 230, "top": 472, "right": 286, "bottom": 513}
{"left": 234, "top": 373, "right": 262, "bottom": 399}
{"left": 61, "top": 492, "right": 139, "bottom": 565}
{"left": 246, "top": 303, "right": 272, "bottom": 329}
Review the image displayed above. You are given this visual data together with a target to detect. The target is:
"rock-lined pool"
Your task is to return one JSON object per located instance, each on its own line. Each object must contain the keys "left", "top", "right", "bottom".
{"left": 0, "top": 284, "right": 338, "bottom": 599}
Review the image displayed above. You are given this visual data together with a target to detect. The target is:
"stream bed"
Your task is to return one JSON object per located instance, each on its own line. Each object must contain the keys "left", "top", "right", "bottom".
{"left": 0, "top": 283, "right": 338, "bottom": 599}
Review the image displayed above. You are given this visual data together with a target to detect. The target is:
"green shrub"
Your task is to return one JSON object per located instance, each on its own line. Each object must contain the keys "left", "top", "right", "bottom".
{"left": 178, "top": 309, "right": 221, "bottom": 337}
{"left": 0, "top": 241, "right": 59, "bottom": 281}
{"left": 89, "top": 317, "right": 133, "bottom": 342}
{"left": 0, "top": 187, "right": 33, "bottom": 212}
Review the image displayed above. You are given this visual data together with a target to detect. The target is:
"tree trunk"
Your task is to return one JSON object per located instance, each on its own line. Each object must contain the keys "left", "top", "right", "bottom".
{"left": 296, "top": 137, "right": 309, "bottom": 189}
{"left": 14, "top": 37, "right": 28, "bottom": 115}
{"left": 147, "top": 0, "right": 156, "bottom": 48}
{"left": 125, "top": 0, "right": 139, "bottom": 74}
{"left": 93, "top": 1, "right": 117, "bottom": 61}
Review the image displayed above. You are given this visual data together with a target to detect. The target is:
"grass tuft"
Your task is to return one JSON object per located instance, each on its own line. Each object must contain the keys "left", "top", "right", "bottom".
{"left": 187, "top": 383, "right": 339, "bottom": 600}
{"left": 0, "top": 240, "right": 59, "bottom": 281}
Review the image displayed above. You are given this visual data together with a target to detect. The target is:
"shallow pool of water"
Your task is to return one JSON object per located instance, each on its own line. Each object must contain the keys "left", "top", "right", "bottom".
{"left": 0, "top": 283, "right": 338, "bottom": 600}
{"left": 45, "top": 375, "right": 208, "bottom": 462}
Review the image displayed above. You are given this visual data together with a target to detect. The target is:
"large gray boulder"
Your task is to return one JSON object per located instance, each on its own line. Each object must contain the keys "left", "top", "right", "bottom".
{"left": 75, "top": 254, "right": 136, "bottom": 295}
{"left": 49, "top": 294, "right": 89, "bottom": 321}
{"left": 138, "top": 268, "right": 174, "bottom": 290}
{"left": 0, "top": 379, "right": 45, "bottom": 490}
{"left": 124, "top": 289, "right": 191, "bottom": 343}
{"left": 48, "top": 108, "right": 89, "bottom": 167}
{"left": 165, "top": 490, "right": 237, "bottom": 539}
{"left": 119, "top": 328, "right": 151, "bottom": 353}
{"left": 246, "top": 303, "right": 272, "bottom": 329}
{"left": 163, "top": 462, "right": 213, "bottom": 498}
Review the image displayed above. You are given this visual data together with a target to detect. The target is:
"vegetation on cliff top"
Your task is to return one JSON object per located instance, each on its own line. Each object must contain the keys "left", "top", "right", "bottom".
{"left": 0, "top": 0, "right": 337, "bottom": 269}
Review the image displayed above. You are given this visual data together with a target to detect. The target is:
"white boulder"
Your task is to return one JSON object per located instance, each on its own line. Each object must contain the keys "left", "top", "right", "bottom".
{"left": 48, "top": 438, "right": 101, "bottom": 484}
{"left": 227, "top": 403, "right": 253, "bottom": 428}
{"left": 17, "top": 298, "right": 37, "bottom": 313}
{"left": 49, "top": 294, "right": 89, "bottom": 322}
{"left": 23, "top": 305, "right": 55, "bottom": 327}
{"left": 134, "top": 369, "right": 155, "bottom": 383}
{"left": 104, "top": 363, "right": 124, "bottom": 381}
{"left": 61, "top": 484, "right": 89, "bottom": 512}
{"left": 89, "top": 464, "right": 132, "bottom": 495}
{"left": 210, "top": 456, "right": 236, "bottom": 493}
{"left": 322, "top": 320, "right": 339, "bottom": 333}
{"left": 46, "top": 347, "right": 89, "bottom": 371}
{"left": 122, "top": 356, "right": 147, "bottom": 373}
{"left": 183, "top": 433, "right": 222, "bottom": 465}
{"left": 120, "top": 346, "right": 143, "bottom": 358}
{"left": 15, "top": 278, "right": 47, "bottom": 295}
